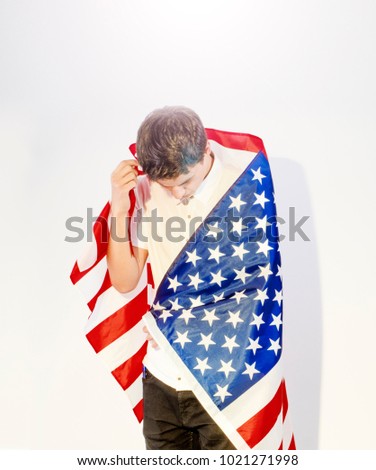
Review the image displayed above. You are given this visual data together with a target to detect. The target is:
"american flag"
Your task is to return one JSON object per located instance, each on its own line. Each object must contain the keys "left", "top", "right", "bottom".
{"left": 71, "top": 129, "right": 295, "bottom": 449}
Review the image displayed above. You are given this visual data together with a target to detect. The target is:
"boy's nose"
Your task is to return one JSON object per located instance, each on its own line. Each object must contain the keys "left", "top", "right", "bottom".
{"left": 170, "top": 186, "right": 185, "bottom": 199}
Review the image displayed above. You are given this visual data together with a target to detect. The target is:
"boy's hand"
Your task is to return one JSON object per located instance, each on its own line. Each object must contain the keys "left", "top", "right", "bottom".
{"left": 143, "top": 326, "right": 159, "bottom": 349}
{"left": 110, "top": 159, "right": 139, "bottom": 215}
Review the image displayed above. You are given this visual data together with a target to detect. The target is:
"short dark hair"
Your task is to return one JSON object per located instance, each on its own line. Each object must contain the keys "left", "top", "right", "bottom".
{"left": 136, "top": 106, "right": 207, "bottom": 181}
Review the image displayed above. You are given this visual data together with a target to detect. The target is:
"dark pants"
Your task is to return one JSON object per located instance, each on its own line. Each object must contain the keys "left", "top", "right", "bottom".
{"left": 142, "top": 369, "right": 235, "bottom": 450}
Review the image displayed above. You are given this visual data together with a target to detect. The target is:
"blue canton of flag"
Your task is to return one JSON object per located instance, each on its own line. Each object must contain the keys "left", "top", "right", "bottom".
{"left": 150, "top": 151, "right": 283, "bottom": 411}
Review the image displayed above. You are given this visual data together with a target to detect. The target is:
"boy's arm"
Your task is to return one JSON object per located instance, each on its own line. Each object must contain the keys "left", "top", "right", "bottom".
{"left": 107, "top": 159, "right": 149, "bottom": 293}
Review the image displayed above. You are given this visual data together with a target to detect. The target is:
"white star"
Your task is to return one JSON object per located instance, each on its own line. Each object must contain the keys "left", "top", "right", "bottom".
{"left": 153, "top": 301, "right": 164, "bottom": 311}
{"left": 232, "top": 243, "right": 249, "bottom": 261}
{"left": 251, "top": 167, "right": 267, "bottom": 184}
{"left": 169, "top": 298, "right": 183, "bottom": 310}
{"left": 242, "top": 361, "right": 260, "bottom": 380}
{"left": 208, "top": 246, "right": 225, "bottom": 264}
{"left": 214, "top": 384, "right": 232, "bottom": 403}
{"left": 231, "top": 290, "right": 247, "bottom": 304}
{"left": 159, "top": 310, "right": 173, "bottom": 323}
{"left": 205, "top": 222, "right": 223, "bottom": 239}
{"left": 256, "top": 239, "right": 273, "bottom": 257}
{"left": 231, "top": 218, "right": 246, "bottom": 236}
{"left": 189, "top": 296, "right": 204, "bottom": 308}
{"left": 201, "top": 308, "right": 219, "bottom": 326}
{"left": 198, "top": 332, "right": 216, "bottom": 351}
{"left": 167, "top": 275, "right": 182, "bottom": 292}
{"left": 246, "top": 337, "right": 263, "bottom": 354}
{"left": 188, "top": 272, "right": 204, "bottom": 290}
{"left": 250, "top": 312, "right": 265, "bottom": 330}
{"left": 234, "top": 266, "right": 251, "bottom": 284}
{"left": 226, "top": 310, "right": 244, "bottom": 328}
{"left": 254, "top": 288, "right": 269, "bottom": 305}
{"left": 254, "top": 191, "right": 270, "bottom": 208}
{"left": 218, "top": 360, "right": 236, "bottom": 378}
{"left": 210, "top": 270, "right": 227, "bottom": 287}
{"left": 185, "top": 249, "right": 202, "bottom": 267}
{"left": 229, "top": 194, "right": 246, "bottom": 212}
{"left": 268, "top": 337, "right": 282, "bottom": 355}
{"left": 257, "top": 263, "right": 273, "bottom": 281}
{"left": 173, "top": 330, "right": 192, "bottom": 349}
{"left": 255, "top": 215, "right": 269, "bottom": 232}
{"left": 276, "top": 265, "right": 282, "bottom": 277}
{"left": 273, "top": 289, "right": 283, "bottom": 306}
{"left": 222, "top": 335, "right": 240, "bottom": 353}
{"left": 193, "top": 357, "right": 212, "bottom": 375}
{"left": 270, "top": 313, "right": 283, "bottom": 330}
{"left": 179, "top": 309, "right": 195, "bottom": 325}
{"left": 213, "top": 292, "right": 225, "bottom": 303}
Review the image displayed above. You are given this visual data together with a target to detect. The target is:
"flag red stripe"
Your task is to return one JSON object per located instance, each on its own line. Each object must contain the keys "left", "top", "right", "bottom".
{"left": 70, "top": 202, "right": 111, "bottom": 284}
{"left": 288, "top": 435, "right": 296, "bottom": 450}
{"left": 133, "top": 399, "right": 144, "bottom": 423}
{"left": 86, "top": 287, "right": 149, "bottom": 353}
{"left": 111, "top": 342, "right": 148, "bottom": 391}
{"left": 237, "top": 380, "right": 285, "bottom": 448}
{"left": 205, "top": 128, "right": 266, "bottom": 156}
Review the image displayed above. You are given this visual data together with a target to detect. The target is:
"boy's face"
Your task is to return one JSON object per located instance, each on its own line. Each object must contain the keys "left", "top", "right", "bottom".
{"left": 155, "top": 143, "right": 213, "bottom": 202}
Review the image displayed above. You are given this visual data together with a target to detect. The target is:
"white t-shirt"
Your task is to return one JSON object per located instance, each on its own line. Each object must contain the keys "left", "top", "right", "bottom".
{"left": 132, "top": 154, "right": 242, "bottom": 390}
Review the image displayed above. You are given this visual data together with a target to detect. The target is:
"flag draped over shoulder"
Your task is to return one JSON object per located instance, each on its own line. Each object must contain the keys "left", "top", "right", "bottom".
{"left": 70, "top": 128, "right": 295, "bottom": 449}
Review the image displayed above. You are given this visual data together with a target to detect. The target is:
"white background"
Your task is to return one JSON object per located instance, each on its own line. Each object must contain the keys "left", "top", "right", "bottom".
{"left": 1, "top": 0, "right": 375, "bottom": 450}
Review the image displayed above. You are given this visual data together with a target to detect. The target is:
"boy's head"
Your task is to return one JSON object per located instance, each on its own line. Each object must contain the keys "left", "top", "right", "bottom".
{"left": 136, "top": 106, "right": 208, "bottom": 181}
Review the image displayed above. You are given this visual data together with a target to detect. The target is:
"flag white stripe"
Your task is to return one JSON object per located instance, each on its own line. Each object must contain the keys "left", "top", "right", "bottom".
{"left": 77, "top": 239, "right": 99, "bottom": 272}
{"left": 97, "top": 321, "right": 147, "bottom": 371}
{"left": 253, "top": 411, "right": 283, "bottom": 449}
{"left": 124, "top": 373, "right": 143, "bottom": 408}
{"left": 221, "top": 360, "right": 283, "bottom": 429}
{"left": 85, "top": 268, "right": 148, "bottom": 333}
{"left": 75, "top": 256, "right": 107, "bottom": 303}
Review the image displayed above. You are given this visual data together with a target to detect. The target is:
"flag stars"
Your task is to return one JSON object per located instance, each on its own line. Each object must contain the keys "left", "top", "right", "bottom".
{"left": 189, "top": 296, "right": 204, "bottom": 308}
{"left": 254, "top": 191, "right": 270, "bottom": 209}
{"left": 185, "top": 249, "right": 202, "bottom": 267}
{"left": 228, "top": 194, "right": 246, "bottom": 212}
{"left": 169, "top": 298, "right": 183, "bottom": 311}
{"left": 268, "top": 338, "right": 282, "bottom": 355}
{"left": 256, "top": 239, "right": 273, "bottom": 257}
{"left": 273, "top": 289, "right": 283, "bottom": 306}
{"left": 167, "top": 275, "right": 182, "bottom": 293}
{"left": 231, "top": 218, "right": 246, "bottom": 236}
{"left": 222, "top": 335, "right": 240, "bottom": 353}
{"left": 232, "top": 243, "right": 249, "bottom": 261}
{"left": 257, "top": 263, "right": 273, "bottom": 281}
{"left": 246, "top": 337, "right": 263, "bottom": 354}
{"left": 226, "top": 310, "right": 244, "bottom": 329}
{"left": 193, "top": 357, "right": 212, "bottom": 375}
{"left": 210, "top": 270, "right": 227, "bottom": 287}
{"left": 250, "top": 312, "right": 265, "bottom": 330}
{"left": 173, "top": 330, "right": 192, "bottom": 349}
{"left": 205, "top": 222, "right": 223, "bottom": 239}
{"left": 179, "top": 309, "right": 195, "bottom": 325}
{"left": 208, "top": 246, "right": 225, "bottom": 264}
{"left": 213, "top": 292, "right": 225, "bottom": 303}
{"left": 188, "top": 273, "right": 204, "bottom": 290}
{"left": 251, "top": 167, "right": 267, "bottom": 184}
{"left": 234, "top": 266, "right": 251, "bottom": 284}
{"left": 201, "top": 308, "right": 220, "bottom": 326}
{"left": 242, "top": 361, "right": 260, "bottom": 380}
{"left": 255, "top": 215, "right": 269, "bottom": 232}
{"left": 270, "top": 313, "right": 283, "bottom": 330}
{"left": 159, "top": 310, "right": 173, "bottom": 323}
{"left": 198, "top": 332, "right": 216, "bottom": 351}
{"left": 218, "top": 359, "right": 236, "bottom": 378}
{"left": 254, "top": 288, "right": 269, "bottom": 305}
{"left": 231, "top": 290, "right": 247, "bottom": 304}
{"left": 214, "top": 384, "right": 232, "bottom": 403}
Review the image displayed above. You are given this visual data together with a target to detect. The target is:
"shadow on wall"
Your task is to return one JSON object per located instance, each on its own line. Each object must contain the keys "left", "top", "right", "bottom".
{"left": 270, "top": 157, "right": 322, "bottom": 450}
